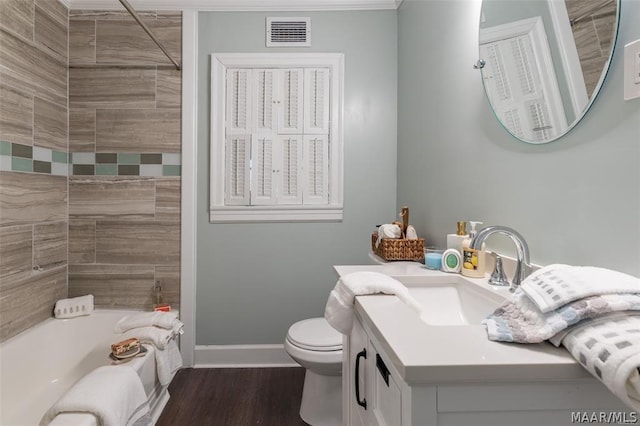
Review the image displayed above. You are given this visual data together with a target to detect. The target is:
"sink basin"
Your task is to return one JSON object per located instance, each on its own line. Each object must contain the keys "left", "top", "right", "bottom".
{"left": 396, "top": 276, "right": 507, "bottom": 326}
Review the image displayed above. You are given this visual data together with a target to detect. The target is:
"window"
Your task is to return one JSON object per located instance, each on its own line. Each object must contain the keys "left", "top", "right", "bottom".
{"left": 210, "top": 53, "right": 344, "bottom": 222}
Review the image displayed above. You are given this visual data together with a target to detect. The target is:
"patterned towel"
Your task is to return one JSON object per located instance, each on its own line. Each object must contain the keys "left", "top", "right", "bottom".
{"left": 521, "top": 264, "right": 640, "bottom": 313}
{"left": 483, "top": 289, "right": 640, "bottom": 343}
{"left": 558, "top": 312, "right": 640, "bottom": 411}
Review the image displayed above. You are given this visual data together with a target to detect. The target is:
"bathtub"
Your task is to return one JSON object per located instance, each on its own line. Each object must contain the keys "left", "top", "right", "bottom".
{"left": 0, "top": 309, "right": 174, "bottom": 426}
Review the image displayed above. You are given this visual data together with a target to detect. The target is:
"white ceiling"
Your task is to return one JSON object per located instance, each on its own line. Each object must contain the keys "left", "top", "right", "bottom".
{"left": 64, "top": 0, "right": 403, "bottom": 11}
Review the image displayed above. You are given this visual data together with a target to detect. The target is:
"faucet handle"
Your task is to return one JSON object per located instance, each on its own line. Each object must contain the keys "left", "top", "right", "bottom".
{"left": 489, "top": 254, "right": 510, "bottom": 287}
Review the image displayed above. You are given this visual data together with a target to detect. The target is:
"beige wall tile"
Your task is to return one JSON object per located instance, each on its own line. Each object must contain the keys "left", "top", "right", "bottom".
{"left": 0, "top": 84, "right": 34, "bottom": 146}
{"left": 0, "top": 0, "right": 34, "bottom": 41}
{"left": 36, "top": 0, "right": 68, "bottom": 28}
{"left": 70, "top": 10, "right": 156, "bottom": 21}
{"left": 0, "top": 225, "right": 33, "bottom": 284}
{"left": 0, "top": 267, "right": 66, "bottom": 342}
{"left": 69, "top": 220, "right": 96, "bottom": 264}
{"left": 96, "top": 109, "right": 181, "bottom": 153}
{"left": 68, "top": 264, "right": 155, "bottom": 309}
{"left": 157, "top": 69, "right": 182, "bottom": 108}
{"left": 154, "top": 265, "right": 180, "bottom": 308}
{"left": 34, "top": 96, "right": 68, "bottom": 151}
{"left": 0, "top": 172, "right": 67, "bottom": 226}
{"left": 69, "top": 176, "right": 156, "bottom": 219}
{"left": 96, "top": 221, "right": 180, "bottom": 265}
{"left": 156, "top": 178, "right": 181, "bottom": 221}
{"left": 69, "top": 19, "right": 96, "bottom": 65}
{"left": 69, "top": 108, "right": 96, "bottom": 152}
{"left": 34, "top": 221, "right": 67, "bottom": 272}
{"left": 35, "top": 3, "right": 68, "bottom": 61}
{"left": 69, "top": 68, "right": 156, "bottom": 109}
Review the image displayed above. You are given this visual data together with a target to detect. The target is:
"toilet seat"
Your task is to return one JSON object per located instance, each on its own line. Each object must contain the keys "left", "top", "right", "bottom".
{"left": 287, "top": 318, "right": 342, "bottom": 352}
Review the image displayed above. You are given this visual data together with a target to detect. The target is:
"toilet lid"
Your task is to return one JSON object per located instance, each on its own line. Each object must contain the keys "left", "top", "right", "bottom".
{"left": 287, "top": 318, "right": 342, "bottom": 351}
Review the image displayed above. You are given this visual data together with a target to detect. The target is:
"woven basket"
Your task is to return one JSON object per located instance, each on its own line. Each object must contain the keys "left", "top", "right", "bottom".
{"left": 371, "top": 233, "right": 425, "bottom": 262}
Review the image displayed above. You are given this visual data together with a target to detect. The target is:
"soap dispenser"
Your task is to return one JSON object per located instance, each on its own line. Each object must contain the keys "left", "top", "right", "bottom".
{"left": 446, "top": 221, "right": 468, "bottom": 253}
{"left": 461, "top": 221, "right": 486, "bottom": 278}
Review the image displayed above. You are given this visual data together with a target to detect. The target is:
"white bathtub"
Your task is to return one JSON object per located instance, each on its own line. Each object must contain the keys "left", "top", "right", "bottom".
{"left": 0, "top": 309, "right": 173, "bottom": 426}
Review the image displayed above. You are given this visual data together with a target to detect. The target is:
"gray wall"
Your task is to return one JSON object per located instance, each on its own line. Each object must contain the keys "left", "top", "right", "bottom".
{"left": 398, "top": 0, "right": 640, "bottom": 276}
{"left": 197, "top": 11, "right": 398, "bottom": 344}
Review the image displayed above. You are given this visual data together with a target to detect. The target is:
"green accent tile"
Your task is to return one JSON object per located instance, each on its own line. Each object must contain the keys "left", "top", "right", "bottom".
{"left": 12, "top": 143, "right": 32, "bottom": 159}
{"left": 12, "top": 157, "right": 33, "bottom": 172}
{"left": 52, "top": 151, "right": 68, "bottom": 163}
{"left": 73, "top": 164, "right": 95, "bottom": 175}
{"left": 96, "top": 164, "right": 118, "bottom": 175}
{"left": 118, "top": 153, "right": 140, "bottom": 165}
{"left": 162, "top": 165, "right": 181, "bottom": 176}
{"left": 33, "top": 160, "right": 52, "bottom": 174}
{"left": 0, "top": 141, "right": 11, "bottom": 155}
{"left": 96, "top": 153, "right": 118, "bottom": 164}
{"left": 118, "top": 165, "right": 140, "bottom": 175}
{"left": 140, "top": 153, "right": 163, "bottom": 164}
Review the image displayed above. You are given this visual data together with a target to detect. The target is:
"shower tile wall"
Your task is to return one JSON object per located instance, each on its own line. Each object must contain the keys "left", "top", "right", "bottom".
{"left": 0, "top": 0, "right": 69, "bottom": 342}
{"left": 67, "top": 10, "right": 181, "bottom": 310}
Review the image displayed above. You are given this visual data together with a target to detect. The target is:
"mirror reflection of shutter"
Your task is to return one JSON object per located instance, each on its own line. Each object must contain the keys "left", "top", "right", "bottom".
{"left": 250, "top": 134, "right": 276, "bottom": 205}
{"left": 276, "top": 135, "right": 303, "bottom": 205}
{"left": 303, "top": 135, "right": 329, "bottom": 204}
{"left": 303, "top": 68, "right": 330, "bottom": 134}
{"left": 252, "top": 69, "right": 278, "bottom": 133}
{"left": 225, "top": 135, "right": 251, "bottom": 205}
{"left": 226, "top": 69, "right": 252, "bottom": 135}
{"left": 278, "top": 69, "right": 304, "bottom": 134}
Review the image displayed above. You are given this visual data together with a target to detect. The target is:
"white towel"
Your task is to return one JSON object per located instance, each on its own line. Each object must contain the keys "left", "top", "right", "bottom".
{"left": 557, "top": 312, "right": 640, "bottom": 411}
{"left": 54, "top": 295, "right": 94, "bottom": 319}
{"left": 521, "top": 264, "right": 640, "bottom": 313}
{"left": 114, "top": 311, "right": 180, "bottom": 333}
{"left": 40, "top": 365, "right": 151, "bottom": 426}
{"left": 121, "top": 321, "right": 184, "bottom": 350}
{"left": 376, "top": 224, "right": 401, "bottom": 248}
{"left": 324, "top": 271, "right": 422, "bottom": 334}
{"left": 155, "top": 339, "right": 183, "bottom": 386}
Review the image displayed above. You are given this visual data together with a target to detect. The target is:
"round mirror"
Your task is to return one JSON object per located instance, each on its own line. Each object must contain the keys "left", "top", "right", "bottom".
{"left": 478, "top": 0, "right": 620, "bottom": 144}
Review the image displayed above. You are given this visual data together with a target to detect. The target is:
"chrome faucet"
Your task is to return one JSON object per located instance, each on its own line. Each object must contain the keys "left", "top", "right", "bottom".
{"left": 471, "top": 226, "right": 531, "bottom": 292}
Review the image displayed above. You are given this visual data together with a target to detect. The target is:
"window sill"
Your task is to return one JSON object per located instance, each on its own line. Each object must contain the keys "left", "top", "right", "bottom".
{"left": 209, "top": 206, "right": 343, "bottom": 223}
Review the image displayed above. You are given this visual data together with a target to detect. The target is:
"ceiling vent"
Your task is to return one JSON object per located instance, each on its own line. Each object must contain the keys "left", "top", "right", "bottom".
{"left": 266, "top": 17, "right": 311, "bottom": 47}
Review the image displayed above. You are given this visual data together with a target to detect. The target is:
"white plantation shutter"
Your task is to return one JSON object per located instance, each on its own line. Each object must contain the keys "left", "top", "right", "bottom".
{"left": 276, "top": 135, "right": 303, "bottom": 204}
{"left": 225, "top": 135, "right": 251, "bottom": 205}
{"left": 250, "top": 134, "right": 276, "bottom": 205}
{"left": 303, "top": 135, "right": 329, "bottom": 204}
{"left": 226, "top": 69, "right": 252, "bottom": 134}
{"left": 304, "top": 68, "right": 330, "bottom": 134}
{"left": 252, "top": 69, "right": 278, "bottom": 133}
{"left": 278, "top": 69, "right": 304, "bottom": 134}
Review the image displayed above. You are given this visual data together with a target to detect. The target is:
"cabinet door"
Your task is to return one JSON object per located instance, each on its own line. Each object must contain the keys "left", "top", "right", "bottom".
{"left": 370, "top": 346, "right": 402, "bottom": 426}
{"left": 349, "top": 319, "right": 369, "bottom": 426}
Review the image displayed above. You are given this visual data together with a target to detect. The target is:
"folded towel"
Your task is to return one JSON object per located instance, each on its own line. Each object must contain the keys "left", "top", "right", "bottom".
{"left": 556, "top": 312, "right": 640, "bottom": 411}
{"left": 54, "top": 295, "right": 94, "bottom": 319}
{"left": 40, "top": 365, "right": 151, "bottom": 426}
{"left": 324, "top": 271, "right": 422, "bottom": 334}
{"left": 521, "top": 264, "right": 640, "bottom": 313}
{"left": 114, "top": 311, "right": 180, "bottom": 334}
{"left": 155, "top": 339, "right": 183, "bottom": 386}
{"left": 121, "top": 321, "right": 183, "bottom": 350}
{"left": 483, "top": 289, "right": 640, "bottom": 343}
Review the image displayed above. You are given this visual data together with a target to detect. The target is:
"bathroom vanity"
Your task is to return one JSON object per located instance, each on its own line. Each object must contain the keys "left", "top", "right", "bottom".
{"left": 337, "top": 264, "right": 629, "bottom": 426}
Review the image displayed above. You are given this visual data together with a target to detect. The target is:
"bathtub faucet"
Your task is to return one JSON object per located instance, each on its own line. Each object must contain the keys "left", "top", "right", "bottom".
{"left": 471, "top": 225, "right": 531, "bottom": 292}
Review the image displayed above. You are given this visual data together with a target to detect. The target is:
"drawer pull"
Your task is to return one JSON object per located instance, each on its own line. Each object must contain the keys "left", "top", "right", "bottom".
{"left": 376, "top": 353, "right": 390, "bottom": 386}
{"left": 355, "top": 348, "right": 367, "bottom": 410}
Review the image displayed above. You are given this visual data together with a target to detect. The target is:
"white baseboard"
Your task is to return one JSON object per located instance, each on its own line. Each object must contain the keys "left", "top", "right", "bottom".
{"left": 194, "top": 344, "right": 299, "bottom": 368}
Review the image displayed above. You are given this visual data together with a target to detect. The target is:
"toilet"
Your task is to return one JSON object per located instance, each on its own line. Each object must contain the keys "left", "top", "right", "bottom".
{"left": 285, "top": 317, "right": 343, "bottom": 426}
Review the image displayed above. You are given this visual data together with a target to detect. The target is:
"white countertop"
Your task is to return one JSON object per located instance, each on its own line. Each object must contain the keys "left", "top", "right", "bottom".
{"left": 334, "top": 263, "right": 589, "bottom": 385}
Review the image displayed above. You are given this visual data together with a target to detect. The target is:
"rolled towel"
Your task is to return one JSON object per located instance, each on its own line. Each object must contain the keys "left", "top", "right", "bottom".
{"left": 54, "top": 295, "right": 94, "bottom": 319}
{"left": 114, "top": 311, "right": 180, "bottom": 334}
{"left": 376, "top": 224, "right": 402, "bottom": 248}
{"left": 121, "top": 321, "right": 184, "bottom": 350}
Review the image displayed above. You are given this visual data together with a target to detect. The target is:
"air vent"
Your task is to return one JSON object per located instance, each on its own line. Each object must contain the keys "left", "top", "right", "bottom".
{"left": 266, "top": 17, "right": 311, "bottom": 47}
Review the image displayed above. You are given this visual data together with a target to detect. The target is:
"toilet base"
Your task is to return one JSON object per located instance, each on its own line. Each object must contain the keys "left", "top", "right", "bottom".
{"left": 299, "top": 369, "right": 342, "bottom": 426}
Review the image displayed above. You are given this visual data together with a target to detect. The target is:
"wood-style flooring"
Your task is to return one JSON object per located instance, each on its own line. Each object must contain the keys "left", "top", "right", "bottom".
{"left": 157, "top": 367, "right": 310, "bottom": 426}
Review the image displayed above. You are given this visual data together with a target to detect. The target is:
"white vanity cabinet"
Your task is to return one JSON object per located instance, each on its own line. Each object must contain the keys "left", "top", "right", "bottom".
{"left": 344, "top": 310, "right": 629, "bottom": 426}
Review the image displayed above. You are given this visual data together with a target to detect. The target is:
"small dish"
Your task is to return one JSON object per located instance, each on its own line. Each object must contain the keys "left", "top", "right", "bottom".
{"left": 109, "top": 345, "right": 147, "bottom": 362}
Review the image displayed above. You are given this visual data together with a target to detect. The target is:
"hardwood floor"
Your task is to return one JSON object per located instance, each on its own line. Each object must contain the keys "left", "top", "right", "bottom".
{"left": 157, "top": 367, "right": 310, "bottom": 426}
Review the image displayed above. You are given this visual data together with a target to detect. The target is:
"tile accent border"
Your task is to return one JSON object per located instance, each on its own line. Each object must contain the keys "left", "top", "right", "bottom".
{"left": 0, "top": 141, "right": 69, "bottom": 176}
{"left": 71, "top": 151, "right": 181, "bottom": 176}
